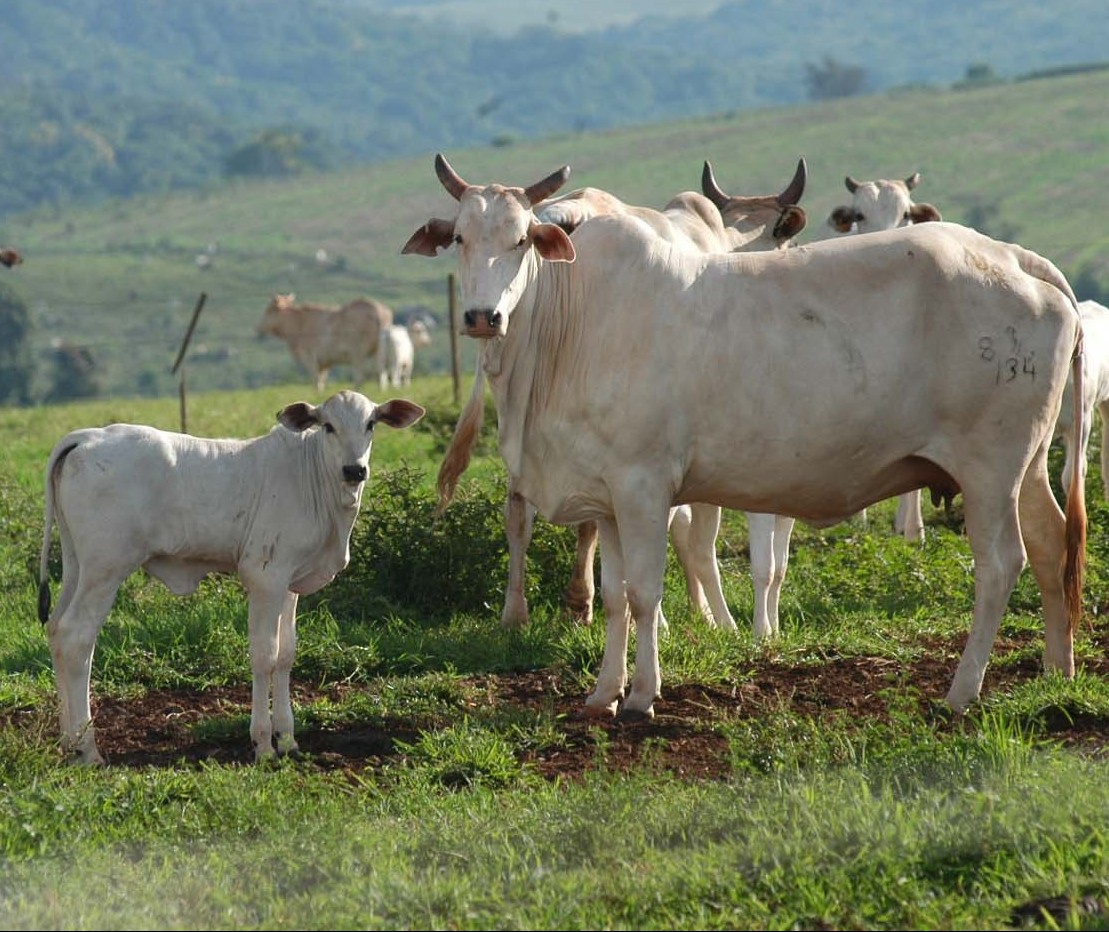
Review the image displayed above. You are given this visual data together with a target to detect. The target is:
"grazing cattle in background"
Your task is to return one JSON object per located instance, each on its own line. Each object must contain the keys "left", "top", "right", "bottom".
{"left": 1056, "top": 300, "right": 1109, "bottom": 496}
{"left": 257, "top": 293, "right": 394, "bottom": 392}
{"left": 453, "top": 160, "right": 809, "bottom": 634}
{"left": 381, "top": 319, "right": 432, "bottom": 388}
{"left": 1, "top": 247, "right": 22, "bottom": 267}
{"left": 404, "top": 153, "right": 1085, "bottom": 720}
{"left": 828, "top": 172, "right": 944, "bottom": 542}
{"left": 37, "top": 390, "right": 425, "bottom": 764}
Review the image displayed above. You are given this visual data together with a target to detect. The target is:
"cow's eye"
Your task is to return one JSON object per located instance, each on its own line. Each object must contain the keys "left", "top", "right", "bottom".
{"left": 322, "top": 422, "right": 335, "bottom": 434}
{"left": 855, "top": 212, "right": 865, "bottom": 223}
{"left": 516, "top": 234, "right": 528, "bottom": 248}
{"left": 366, "top": 420, "right": 375, "bottom": 433}
{"left": 453, "top": 234, "right": 463, "bottom": 246}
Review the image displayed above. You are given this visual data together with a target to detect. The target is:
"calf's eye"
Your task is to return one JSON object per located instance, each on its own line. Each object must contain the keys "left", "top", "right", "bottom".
{"left": 323, "top": 423, "right": 335, "bottom": 434}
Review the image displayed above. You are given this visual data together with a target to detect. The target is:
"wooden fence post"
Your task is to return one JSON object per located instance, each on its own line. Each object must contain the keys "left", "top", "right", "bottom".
{"left": 171, "top": 292, "right": 208, "bottom": 433}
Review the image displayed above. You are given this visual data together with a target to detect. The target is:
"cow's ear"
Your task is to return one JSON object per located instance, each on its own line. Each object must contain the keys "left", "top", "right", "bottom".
{"left": 401, "top": 218, "right": 456, "bottom": 257}
{"left": 909, "top": 202, "right": 942, "bottom": 224}
{"left": 372, "top": 399, "right": 426, "bottom": 430}
{"left": 277, "top": 401, "right": 320, "bottom": 432}
{"left": 828, "top": 206, "right": 856, "bottom": 233}
{"left": 530, "top": 222, "right": 575, "bottom": 262}
{"left": 773, "top": 205, "right": 807, "bottom": 242}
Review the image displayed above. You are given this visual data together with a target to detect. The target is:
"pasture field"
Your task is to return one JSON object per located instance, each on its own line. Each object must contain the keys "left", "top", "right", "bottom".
{"left": 2, "top": 376, "right": 1109, "bottom": 929}
{"left": 3, "top": 68, "right": 1108, "bottom": 401}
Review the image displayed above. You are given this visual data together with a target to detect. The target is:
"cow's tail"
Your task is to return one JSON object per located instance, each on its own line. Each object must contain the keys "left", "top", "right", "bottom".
{"left": 1064, "top": 328, "right": 1087, "bottom": 636}
{"left": 38, "top": 438, "right": 77, "bottom": 623}
{"left": 436, "top": 363, "right": 487, "bottom": 514}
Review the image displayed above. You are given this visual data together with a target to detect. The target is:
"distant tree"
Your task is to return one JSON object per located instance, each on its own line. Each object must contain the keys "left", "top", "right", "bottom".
{"left": 1070, "top": 264, "right": 1108, "bottom": 304}
{"left": 957, "top": 62, "right": 1001, "bottom": 88}
{"left": 223, "top": 127, "right": 333, "bottom": 179}
{"left": 962, "top": 199, "right": 1021, "bottom": 243}
{"left": 804, "top": 56, "right": 868, "bottom": 100}
{"left": 0, "top": 282, "right": 33, "bottom": 406}
{"left": 47, "top": 341, "right": 101, "bottom": 403}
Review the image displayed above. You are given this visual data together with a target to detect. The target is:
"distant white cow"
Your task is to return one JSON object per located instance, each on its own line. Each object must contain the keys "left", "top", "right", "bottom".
{"left": 1056, "top": 300, "right": 1109, "bottom": 496}
{"left": 381, "top": 320, "right": 432, "bottom": 388}
{"left": 449, "top": 160, "right": 809, "bottom": 635}
{"left": 37, "top": 390, "right": 425, "bottom": 765}
{"left": 405, "top": 154, "right": 1085, "bottom": 720}
{"left": 828, "top": 172, "right": 944, "bottom": 541}
{"left": 257, "top": 293, "right": 394, "bottom": 392}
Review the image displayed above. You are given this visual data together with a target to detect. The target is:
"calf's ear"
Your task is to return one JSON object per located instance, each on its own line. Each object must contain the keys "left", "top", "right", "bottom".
{"left": 373, "top": 399, "right": 426, "bottom": 430}
{"left": 773, "top": 205, "right": 807, "bottom": 242}
{"left": 277, "top": 401, "right": 320, "bottom": 432}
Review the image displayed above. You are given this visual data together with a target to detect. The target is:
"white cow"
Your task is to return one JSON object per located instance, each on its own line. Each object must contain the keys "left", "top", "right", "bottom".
{"left": 404, "top": 154, "right": 1085, "bottom": 720}
{"left": 828, "top": 172, "right": 944, "bottom": 542}
{"left": 381, "top": 320, "right": 432, "bottom": 388}
{"left": 448, "top": 160, "right": 809, "bottom": 636}
{"left": 1056, "top": 300, "right": 1109, "bottom": 496}
{"left": 37, "top": 390, "right": 425, "bottom": 764}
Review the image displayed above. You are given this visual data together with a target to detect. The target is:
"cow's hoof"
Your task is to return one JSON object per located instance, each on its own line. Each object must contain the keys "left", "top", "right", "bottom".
{"left": 615, "top": 705, "right": 655, "bottom": 724}
{"left": 582, "top": 698, "right": 619, "bottom": 719}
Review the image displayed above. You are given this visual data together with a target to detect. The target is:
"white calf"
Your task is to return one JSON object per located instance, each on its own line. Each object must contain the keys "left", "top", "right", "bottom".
{"left": 38, "top": 390, "right": 425, "bottom": 764}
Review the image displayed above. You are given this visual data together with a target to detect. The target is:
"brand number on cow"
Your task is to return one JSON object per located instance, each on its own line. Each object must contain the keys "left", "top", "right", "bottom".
{"left": 979, "top": 327, "right": 1035, "bottom": 384}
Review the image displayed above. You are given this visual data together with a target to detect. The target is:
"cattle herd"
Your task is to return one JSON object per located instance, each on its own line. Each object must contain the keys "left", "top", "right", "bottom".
{"left": 29, "top": 149, "right": 1109, "bottom": 763}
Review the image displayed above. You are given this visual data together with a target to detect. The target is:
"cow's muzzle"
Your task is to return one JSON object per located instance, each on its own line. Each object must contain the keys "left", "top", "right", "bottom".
{"left": 342, "top": 464, "right": 368, "bottom": 484}
{"left": 462, "top": 308, "right": 502, "bottom": 338}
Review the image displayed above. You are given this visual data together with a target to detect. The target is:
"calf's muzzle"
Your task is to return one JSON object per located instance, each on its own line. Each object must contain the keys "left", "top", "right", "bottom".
{"left": 342, "top": 464, "right": 368, "bottom": 484}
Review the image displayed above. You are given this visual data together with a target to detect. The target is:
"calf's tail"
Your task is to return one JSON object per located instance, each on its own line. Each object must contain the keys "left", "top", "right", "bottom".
{"left": 38, "top": 440, "right": 77, "bottom": 623}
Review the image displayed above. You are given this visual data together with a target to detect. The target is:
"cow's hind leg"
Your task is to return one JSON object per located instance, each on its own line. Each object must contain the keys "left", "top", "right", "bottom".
{"left": 47, "top": 571, "right": 126, "bottom": 765}
{"left": 271, "top": 591, "right": 300, "bottom": 757}
{"left": 895, "top": 490, "right": 926, "bottom": 542}
{"left": 946, "top": 480, "right": 1027, "bottom": 712}
{"left": 670, "top": 504, "right": 736, "bottom": 631}
{"left": 748, "top": 512, "right": 795, "bottom": 638}
{"left": 1019, "top": 446, "right": 1076, "bottom": 678}
{"left": 563, "top": 520, "right": 598, "bottom": 624}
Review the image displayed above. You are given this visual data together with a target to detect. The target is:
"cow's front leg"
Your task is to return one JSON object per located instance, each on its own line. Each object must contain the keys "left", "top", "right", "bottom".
{"left": 245, "top": 584, "right": 287, "bottom": 762}
{"left": 271, "top": 591, "right": 300, "bottom": 757}
{"left": 584, "top": 518, "right": 628, "bottom": 718}
{"left": 616, "top": 506, "right": 668, "bottom": 722}
{"left": 501, "top": 488, "right": 534, "bottom": 627}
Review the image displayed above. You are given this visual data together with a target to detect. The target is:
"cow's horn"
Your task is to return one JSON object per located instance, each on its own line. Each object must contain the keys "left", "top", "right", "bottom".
{"left": 701, "top": 160, "right": 728, "bottom": 208}
{"left": 524, "top": 166, "right": 571, "bottom": 206}
{"left": 844, "top": 175, "right": 860, "bottom": 193}
{"left": 778, "top": 157, "right": 807, "bottom": 206}
{"left": 905, "top": 171, "right": 921, "bottom": 190}
{"left": 435, "top": 153, "right": 469, "bottom": 201}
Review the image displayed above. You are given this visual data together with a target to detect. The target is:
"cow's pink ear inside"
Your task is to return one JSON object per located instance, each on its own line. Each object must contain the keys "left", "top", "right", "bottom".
{"left": 531, "top": 222, "right": 575, "bottom": 262}
{"left": 374, "top": 399, "right": 426, "bottom": 429}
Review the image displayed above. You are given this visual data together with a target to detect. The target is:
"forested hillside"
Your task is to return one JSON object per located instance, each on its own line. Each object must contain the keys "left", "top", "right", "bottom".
{"left": 0, "top": 0, "right": 1106, "bottom": 218}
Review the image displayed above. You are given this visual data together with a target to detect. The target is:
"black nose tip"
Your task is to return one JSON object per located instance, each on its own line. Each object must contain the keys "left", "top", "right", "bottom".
{"left": 342, "top": 464, "right": 367, "bottom": 483}
{"left": 463, "top": 309, "right": 502, "bottom": 329}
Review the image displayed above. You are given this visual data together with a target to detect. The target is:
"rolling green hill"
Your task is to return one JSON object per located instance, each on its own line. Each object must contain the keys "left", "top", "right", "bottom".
{"left": 2, "top": 68, "right": 1107, "bottom": 403}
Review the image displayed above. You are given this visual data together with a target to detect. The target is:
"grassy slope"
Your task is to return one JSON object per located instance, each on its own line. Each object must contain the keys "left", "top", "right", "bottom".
{"left": 3, "top": 70, "right": 1108, "bottom": 402}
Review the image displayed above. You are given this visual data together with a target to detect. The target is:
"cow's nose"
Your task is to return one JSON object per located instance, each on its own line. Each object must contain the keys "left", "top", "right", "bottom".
{"left": 342, "top": 464, "right": 367, "bottom": 484}
{"left": 463, "top": 309, "right": 501, "bottom": 330}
